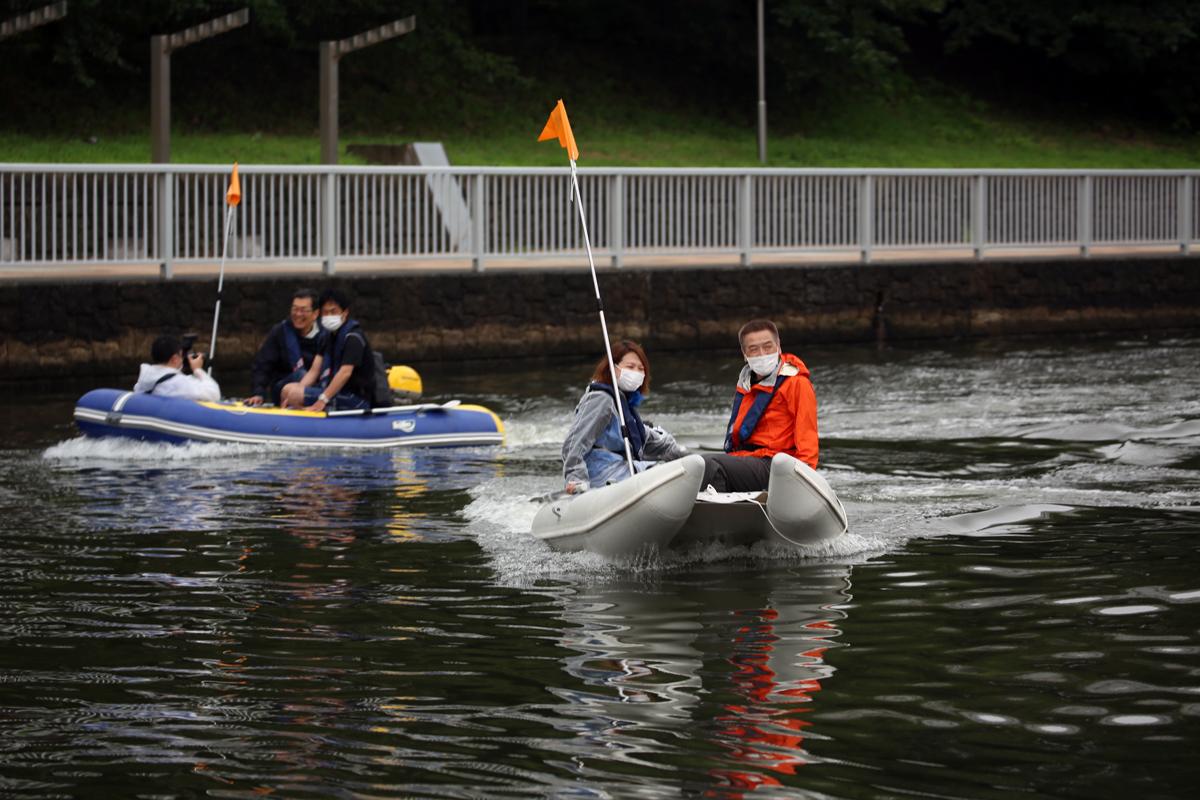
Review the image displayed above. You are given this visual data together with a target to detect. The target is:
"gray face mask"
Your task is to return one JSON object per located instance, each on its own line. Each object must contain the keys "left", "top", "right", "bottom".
{"left": 746, "top": 353, "right": 779, "bottom": 376}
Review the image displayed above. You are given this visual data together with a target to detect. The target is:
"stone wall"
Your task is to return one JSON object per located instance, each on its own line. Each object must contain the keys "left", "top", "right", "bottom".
{"left": 2, "top": 257, "right": 1198, "bottom": 384}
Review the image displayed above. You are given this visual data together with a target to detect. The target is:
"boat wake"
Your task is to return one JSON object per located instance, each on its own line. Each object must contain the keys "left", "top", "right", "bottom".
{"left": 43, "top": 435, "right": 278, "bottom": 463}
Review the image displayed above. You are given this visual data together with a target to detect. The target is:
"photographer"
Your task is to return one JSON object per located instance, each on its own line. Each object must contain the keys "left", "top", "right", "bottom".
{"left": 133, "top": 335, "right": 221, "bottom": 401}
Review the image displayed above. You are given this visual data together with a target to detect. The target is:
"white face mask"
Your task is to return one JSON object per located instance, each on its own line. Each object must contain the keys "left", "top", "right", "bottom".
{"left": 321, "top": 314, "right": 344, "bottom": 332}
{"left": 746, "top": 353, "right": 779, "bottom": 377}
{"left": 617, "top": 369, "right": 645, "bottom": 393}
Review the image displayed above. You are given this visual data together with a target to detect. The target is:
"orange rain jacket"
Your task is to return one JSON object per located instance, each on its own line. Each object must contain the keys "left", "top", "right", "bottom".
{"left": 726, "top": 352, "right": 819, "bottom": 468}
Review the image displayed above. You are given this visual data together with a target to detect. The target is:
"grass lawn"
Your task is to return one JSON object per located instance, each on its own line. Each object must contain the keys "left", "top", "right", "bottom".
{"left": 2, "top": 87, "right": 1197, "bottom": 169}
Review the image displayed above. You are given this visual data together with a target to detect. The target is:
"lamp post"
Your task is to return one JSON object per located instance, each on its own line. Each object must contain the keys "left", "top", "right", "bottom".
{"left": 756, "top": 0, "right": 767, "bottom": 164}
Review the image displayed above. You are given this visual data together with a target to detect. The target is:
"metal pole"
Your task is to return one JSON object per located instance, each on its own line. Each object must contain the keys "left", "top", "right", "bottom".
{"left": 739, "top": 173, "right": 753, "bottom": 266}
{"left": 610, "top": 173, "right": 624, "bottom": 268}
{"left": 756, "top": 0, "right": 767, "bottom": 164}
{"left": 322, "top": 167, "right": 337, "bottom": 274}
{"left": 159, "top": 169, "right": 174, "bottom": 278}
{"left": 207, "top": 204, "right": 235, "bottom": 374}
{"left": 1179, "top": 175, "right": 1192, "bottom": 256}
{"left": 570, "top": 161, "right": 635, "bottom": 476}
{"left": 973, "top": 174, "right": 986, "bottom": 260}
{"left": 861, "top": 174, "right": 874, "bottom": 263}
{"left": 471, "top": 172, "right": 485, "bottom": 271}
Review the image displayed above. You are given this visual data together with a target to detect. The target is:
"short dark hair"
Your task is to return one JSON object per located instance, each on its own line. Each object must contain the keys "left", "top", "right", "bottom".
{"left": 738, "top": 319, "right": 779, "bottom": 347}
{"left": 590, "top": 340, "right": 652, "bottom": 395}
{"left": 151, "top": 335, "right": 182, "bottom": 364}
{"left": 292, "top": 288, "right": 319, "bottom": 310}
{"left": 319, "top": 288, "right": 350, "bottom": 311}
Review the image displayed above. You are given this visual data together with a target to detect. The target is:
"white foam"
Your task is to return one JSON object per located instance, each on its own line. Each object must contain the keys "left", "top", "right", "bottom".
{"left": 43, "top": 436, "right": 277, "bottom": 463}
{"left": 460, "top": 474, "right": 894, "bottom": 585}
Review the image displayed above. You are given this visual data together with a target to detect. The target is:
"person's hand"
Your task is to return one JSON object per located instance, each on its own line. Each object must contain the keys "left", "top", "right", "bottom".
{"left": 306, "top": 393, "right": 330, "bottom": 413}
{"left": 245, "top": 395, "right": 264, "bottom": 407}
{"left": 565, "top": 480, "right": 588, "bottom": 495}
{"left": 187, "top": 352, "right": 206, "bottom": 372}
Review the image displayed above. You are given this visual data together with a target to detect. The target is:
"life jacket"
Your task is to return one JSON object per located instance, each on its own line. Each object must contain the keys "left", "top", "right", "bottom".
{"left": 587, "top": 382, "right": 646, "bottom": 459}
{"left": 723, "top": 361, "right": 801, "bottom": 452}
{"left": 280, "top": 319, "right": 306, "bottom": 373}
{"left": 327, "top": 319, "right": 375, "bottom": 401}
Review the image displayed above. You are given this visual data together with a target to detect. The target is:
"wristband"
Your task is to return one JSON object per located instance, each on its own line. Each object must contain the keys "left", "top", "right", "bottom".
{"left": 318, "top": 393, "right": 329, "bottom": 404}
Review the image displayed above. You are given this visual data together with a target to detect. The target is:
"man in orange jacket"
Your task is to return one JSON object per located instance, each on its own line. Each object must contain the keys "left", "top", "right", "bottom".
{"left": 701, "top": 319, "right": 819, "bottom": 492}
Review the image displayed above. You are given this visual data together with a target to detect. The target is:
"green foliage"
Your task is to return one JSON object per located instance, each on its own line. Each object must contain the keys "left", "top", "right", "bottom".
{"left": 770, "top": 0, "right": 947, "bottom": 96}
{"left": 936, "top": 0, "right": 1200, "bottom": 126}
{"left": 2, "top": 0, "right": 1200, "bottom": 139}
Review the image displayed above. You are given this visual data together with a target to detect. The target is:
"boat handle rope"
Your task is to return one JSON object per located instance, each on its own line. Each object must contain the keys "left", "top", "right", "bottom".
{"left": 744, "top": 491, "right": 849, "bottom": 546}
{"left": 746, "top": 497, "right": 814, "bottom": 549}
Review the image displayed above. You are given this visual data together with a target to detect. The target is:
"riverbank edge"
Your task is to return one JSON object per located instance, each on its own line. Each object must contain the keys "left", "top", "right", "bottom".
{"left": 2, "top": 256, "right": 1198, "bottom": 387}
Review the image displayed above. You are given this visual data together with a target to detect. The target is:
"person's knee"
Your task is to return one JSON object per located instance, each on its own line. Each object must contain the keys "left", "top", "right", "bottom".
{"left": 279, "top": 383, "right": 301, "bottom": 407}
{"left": 700, "top": 454, "right": 728, "bottom": 492}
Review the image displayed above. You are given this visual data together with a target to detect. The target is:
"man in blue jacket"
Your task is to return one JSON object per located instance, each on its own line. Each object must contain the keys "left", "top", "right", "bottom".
{"left": 279, "top": 289, "right": 376, "bottom": 412}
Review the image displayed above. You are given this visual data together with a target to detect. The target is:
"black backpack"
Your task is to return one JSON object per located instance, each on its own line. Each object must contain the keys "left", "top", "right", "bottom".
{"left": 370, "top": 350, "right": 394, "bottom": 407}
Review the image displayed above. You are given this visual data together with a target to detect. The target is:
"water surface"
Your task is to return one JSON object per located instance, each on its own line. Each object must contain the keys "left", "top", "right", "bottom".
{"left": 2, "top": 335, "right": 1198, "bottom": 798}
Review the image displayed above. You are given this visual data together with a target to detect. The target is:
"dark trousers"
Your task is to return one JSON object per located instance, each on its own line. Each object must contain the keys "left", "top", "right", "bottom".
{"left": 270, "top": 367, "right": 307, "bottom": 405}
{"left": 700, "top": 453, "right": 772, "bottom": 492}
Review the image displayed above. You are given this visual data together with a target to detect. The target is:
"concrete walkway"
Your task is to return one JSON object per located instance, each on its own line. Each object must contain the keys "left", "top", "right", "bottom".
{"left": 0, "top": 244, "right": 1190, "bottom": 283}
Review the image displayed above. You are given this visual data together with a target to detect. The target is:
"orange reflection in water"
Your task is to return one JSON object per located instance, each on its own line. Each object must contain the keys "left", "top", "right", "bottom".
{"left": 708, "top": 607, "right": 836, "bottom": 796}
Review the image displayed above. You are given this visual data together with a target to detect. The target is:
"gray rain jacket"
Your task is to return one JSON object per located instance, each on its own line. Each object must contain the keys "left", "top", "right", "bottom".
{"left": 561, "top": 388, "right": 687, "bottom": 488}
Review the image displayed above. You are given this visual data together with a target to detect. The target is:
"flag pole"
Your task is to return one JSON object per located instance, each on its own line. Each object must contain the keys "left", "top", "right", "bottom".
{"left": 539, "top": 101, "right": 634, "bottom": 475}
{"left": 567, "top": 159, "right": 635, "bottom": 476}
{"left": 208, "top": 163, "right": 241, "bottom": 377}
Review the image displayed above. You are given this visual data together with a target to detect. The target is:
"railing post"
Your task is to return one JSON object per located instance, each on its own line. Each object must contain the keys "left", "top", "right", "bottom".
{"left": 322, "top": 168, "right": 337, "bottom": 275}
{"left": 610, "top": 173, "right": 624, "bottom": 268}
{"left": 973, "top": 174, "right": 986, "bottom": 261}
{"left": 739, "top": 173, "right": 753, "bottom": 266}
{"left": 1079, "top": 174, "right": 1092, "bottom": 259}
{"left": 860, "top": 174, "right": 874, "bottom": 264}
{"left": 471, "top": 172, "right": 485, "bottom": 272}
{"left": 158, "top": 168, "right": 174, "bottom": 279}
{"left": 1180, "top": 174, "right": 1193, "bottom": 256}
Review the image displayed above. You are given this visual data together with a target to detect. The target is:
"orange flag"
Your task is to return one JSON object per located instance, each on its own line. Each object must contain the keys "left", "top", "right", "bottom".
{"left": 225, "top": 162, "right": 241, "bottom": 207}
{"left": 537, "top": 99, "right": 579, "bottom": 161}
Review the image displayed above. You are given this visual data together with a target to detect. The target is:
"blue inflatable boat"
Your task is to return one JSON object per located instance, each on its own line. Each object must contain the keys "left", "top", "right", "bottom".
{"left": 74, "top": 389, "right": 504, "bottom": 448}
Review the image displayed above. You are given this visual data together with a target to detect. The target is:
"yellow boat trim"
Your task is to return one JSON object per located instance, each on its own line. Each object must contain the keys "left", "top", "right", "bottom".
{"left": 457, "top": 404, "right": 506, "bottom": 442}
{"left": 197, "top": 402, "right": 326, "bottom": 418}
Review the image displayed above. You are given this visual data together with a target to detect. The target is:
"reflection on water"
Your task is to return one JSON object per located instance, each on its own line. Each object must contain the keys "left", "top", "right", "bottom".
{"left": 1, "top": 334, "right": 1198, "bottom": 797}
{"left": 550, "top": 563, "right": 852, "bottom": 796}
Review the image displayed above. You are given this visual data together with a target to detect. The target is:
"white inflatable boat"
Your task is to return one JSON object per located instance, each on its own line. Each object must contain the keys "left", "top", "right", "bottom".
{"left": 531, "top": 452, "right": 847, "bottom": 556}
{"left": 672, "top": 453, "right": 848, "bottom": 550}
{"left": 531, "top": 454, "right": 707, "bottom": 556}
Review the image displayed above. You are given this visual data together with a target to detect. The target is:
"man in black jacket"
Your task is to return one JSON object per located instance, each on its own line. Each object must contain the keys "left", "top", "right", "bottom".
{"left": 245, "top": 288, "right": 328, "bottom": 406}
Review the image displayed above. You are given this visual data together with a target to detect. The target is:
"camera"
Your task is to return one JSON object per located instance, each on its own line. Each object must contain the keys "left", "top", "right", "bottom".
{"left": 179, "top": 333, "right": 199, "bottom": 374}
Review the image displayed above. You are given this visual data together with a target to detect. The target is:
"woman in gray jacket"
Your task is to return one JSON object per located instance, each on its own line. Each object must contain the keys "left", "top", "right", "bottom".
{"left": 561, "top": 340, "right": 688, "bottom": 494}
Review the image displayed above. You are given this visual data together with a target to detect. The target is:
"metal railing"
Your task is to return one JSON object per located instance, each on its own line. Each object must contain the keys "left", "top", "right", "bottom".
{"left": 1, "top": 165, "right": 1196, "bottom": 276}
